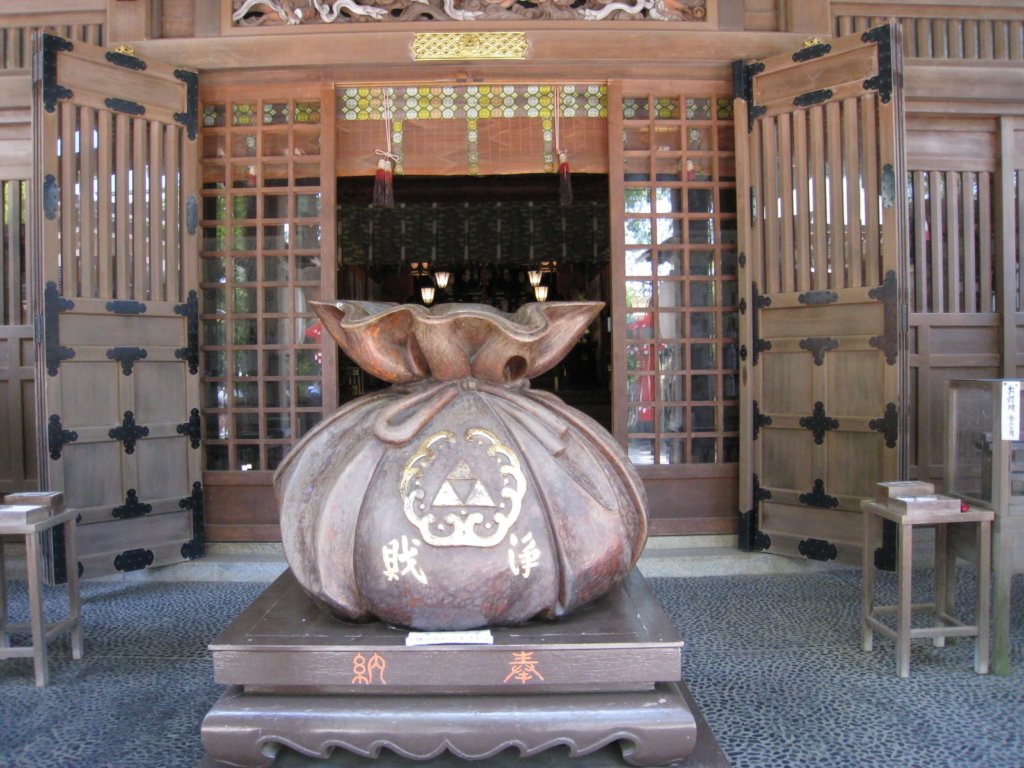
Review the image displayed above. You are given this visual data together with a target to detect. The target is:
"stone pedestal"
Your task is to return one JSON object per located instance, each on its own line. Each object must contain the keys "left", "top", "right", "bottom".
{"left": 199, "top": 569, "right": 727, "bottom": 767}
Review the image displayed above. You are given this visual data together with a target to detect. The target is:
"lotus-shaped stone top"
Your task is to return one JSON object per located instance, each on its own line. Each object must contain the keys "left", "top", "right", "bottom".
{"left": 310, "top": 300, "right": 603, "bottom": 384}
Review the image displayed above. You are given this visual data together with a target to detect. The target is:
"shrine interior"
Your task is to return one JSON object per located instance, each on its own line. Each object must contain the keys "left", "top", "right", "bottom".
{"left": 336, "top": 173, "right": 613, "bottom": 428}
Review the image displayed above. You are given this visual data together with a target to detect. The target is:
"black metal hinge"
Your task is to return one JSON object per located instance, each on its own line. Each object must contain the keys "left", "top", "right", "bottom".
{"left": 799, "top": 337, "right": 839, "bottom": 366}
{"left": 739, "top": 474, "right": 772, "bottom": 552}
{"left": 793, "top": 42, "right": 832, "bottom": 63}
{"left": 41, "top": 34, "right": 73, "bottom": 113}
{"left": 862, "top": 24, "right": 893, "bottom": 104}
{"left": 753, "top": 399, "right": 772, "bottom": 440}
{"left": 799, "top": 538, "right": 838, "bottom": 562}
{"left": 105, "top": 49, "right": 146, "bottom": 71}
{"left": 105, "top": 299, "right": 147, "bottom": 315}
{"left": 800, "top": 402, "right": 839, "bottom": 444}
{"left": 43, "top": 175, "right": 59, "bottom": 219}
{"left": 798, "top": 289, "right": 838, "bottom": 306}
{"left": 799, "top": 479, "right": 839, "bottom": 508}
{"left": 48, "top": 414, "right": 78, "bottom": 460}
{"left": 868, "top": 270, "right": 899, "bottom": 365}
{"left": 751, "top": 282, "right": 772, "bottom": 365}
{"left": 175, "top": 290, "right": 200, "bottom": 375}
{"left": 107, "top": 346, "right": 148, "bottom": 376}
{"left": 180, "top": 482, "right": 205, "bottom": 560}
{"left": 177, "top": 408, "right": 201, "bottom": 449}
{"left": 109, "top": 411, "right": 149, "bottom": 454}
{"left": 174, "top": 69, "right": 199, "bottom": 141}
{"left": 869, "top": 402, "right": 899, "bottom": 448}
{"left": 794, "top": 88, "right": 833, "bottom": 108}
{"left": 114, "top": 548, "right": 154, "bottom": 573}
{"left": 105, "top": 97, "right": 145, "bottom": 116}
{"left": 44, "top": 282, "right": 75, "bottom": 376}
{"left": 733, "top": 59, "right": 766, "bottom": 132}
{"left": 112, "top": 489, "right": 153, "bottom": 520}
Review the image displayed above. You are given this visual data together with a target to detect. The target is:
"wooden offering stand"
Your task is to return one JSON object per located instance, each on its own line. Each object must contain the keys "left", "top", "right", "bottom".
{"left": 199, "top": 569, "right": 726, "bottom": 767}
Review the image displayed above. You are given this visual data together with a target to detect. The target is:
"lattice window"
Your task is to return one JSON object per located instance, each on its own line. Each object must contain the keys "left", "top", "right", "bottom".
{"left": 0, "top": 23, "right": 104, "bottom": 70}
{"left": 836, "top": 12, "right": 1024, "bottom": 61}
{"left": 616, "top": 91, "right": 739, "bottom": 466}
{"left": 908, "top": 171, "right": 996, "bottom": 313}
{"left": 199, "top": 97, "right": 325, "bottom": 471}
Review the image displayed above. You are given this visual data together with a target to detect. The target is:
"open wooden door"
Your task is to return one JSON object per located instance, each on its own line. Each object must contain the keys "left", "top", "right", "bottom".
{"left": 31, "top": 33, "right": 202, "bottom": 579}
{"left": 735, "top": 23, "right": 908, "bottom": 565}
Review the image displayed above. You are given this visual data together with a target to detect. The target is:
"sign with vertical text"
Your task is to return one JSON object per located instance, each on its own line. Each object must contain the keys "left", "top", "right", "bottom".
{"left": 1001, "top": 381, "right": 1020, "bottom": 441}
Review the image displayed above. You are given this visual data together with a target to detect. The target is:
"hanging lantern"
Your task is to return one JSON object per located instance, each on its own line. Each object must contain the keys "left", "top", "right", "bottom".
{"left": 527, "top": 269, "right": 542, "bottom": 287}
{"left": 534, "top": 285, "right": 549, "bottom": 302}
{"left": 434, "top": 270, "right": 451, "bottom": 290}
{"left": 420, "top": 285, "right": 436, "bottom": 305}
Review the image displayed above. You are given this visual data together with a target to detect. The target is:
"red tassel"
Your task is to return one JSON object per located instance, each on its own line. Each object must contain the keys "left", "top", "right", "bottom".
{"left": 558, "top": 151, "right": 573, "bottom": 207}
{"left": 373, "top": 158, "right": 394, "bottom": 208}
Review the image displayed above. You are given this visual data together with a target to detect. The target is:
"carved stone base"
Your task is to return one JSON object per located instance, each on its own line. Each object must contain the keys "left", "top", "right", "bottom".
{"left": 200, "top": 569, "right": 726, "bottom": 767}
{"left": 201, "top": 681, "right": 700, "bottom": 767}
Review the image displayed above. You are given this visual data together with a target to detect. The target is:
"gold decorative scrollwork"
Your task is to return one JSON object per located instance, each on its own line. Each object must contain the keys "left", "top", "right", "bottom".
{"left": 412, "top": 32, "right": 529, "bottom": 61}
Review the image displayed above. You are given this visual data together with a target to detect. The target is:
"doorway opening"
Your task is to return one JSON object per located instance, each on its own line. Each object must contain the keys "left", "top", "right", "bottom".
{"left": 336, "top": 173, "right": 612, "bottom": 428}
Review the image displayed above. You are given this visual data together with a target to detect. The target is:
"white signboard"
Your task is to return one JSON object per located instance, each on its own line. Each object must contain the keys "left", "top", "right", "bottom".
{"left": 1001, "top": 381, "right": 1020, "bottom": 441}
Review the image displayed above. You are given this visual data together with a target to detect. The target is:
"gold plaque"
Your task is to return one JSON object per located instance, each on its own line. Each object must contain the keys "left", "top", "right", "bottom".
{"left": 412, "top": 32, "right": 528, "bottom": 62}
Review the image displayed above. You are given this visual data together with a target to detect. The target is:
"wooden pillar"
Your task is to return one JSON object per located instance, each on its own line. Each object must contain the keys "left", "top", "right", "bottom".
{"left": 996, "top": 117, "right": 1018, "bottom": 377}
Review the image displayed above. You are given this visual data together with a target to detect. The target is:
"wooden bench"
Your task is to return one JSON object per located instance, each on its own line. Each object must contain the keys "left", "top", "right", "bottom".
{"left": 0, "top": 491, "right": 82, "bottom": 686}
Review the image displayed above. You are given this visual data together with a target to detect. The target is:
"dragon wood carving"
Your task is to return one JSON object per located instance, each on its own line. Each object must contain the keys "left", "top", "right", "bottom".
{"left": 232, "top": 0, "right": 709, "bottom": 24}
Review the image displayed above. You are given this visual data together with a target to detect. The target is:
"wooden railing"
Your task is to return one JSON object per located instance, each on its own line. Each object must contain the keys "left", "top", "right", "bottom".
{"left": 833, "top": 2, "right": 1024, "bottom": 60}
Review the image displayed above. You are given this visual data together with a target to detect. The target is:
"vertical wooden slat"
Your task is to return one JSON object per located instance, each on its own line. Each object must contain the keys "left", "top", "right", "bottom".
{"left": 929, "top": 170, "right": 944, "bottom": 312}
{"left": 149, "top": 121, "right": 164, "bottom": 301}
{"left": 0, "top": 184, "right": 6, "bottom": 324}
{"left": 838, "top": 16, "right": 852, "bottom": 37}
{"left": 749, "top": 119, "right": 765, "bottom": 292}
{"left": 1010, "top": 21, "right": 1023, "bottom": 61}
{"left": 861, "top": 95, "right": 879, "bottom": 287}
{"left": 761, "top": 115, "right": 779, "bottom": 294}
{"left": 809, "top": 105, "right": 828, "bottom": 291}
{"left": 994, "top": 21, "right": 1009, "bottom": 61}
{"left": 962, "top": 171, "right": 977, "bottom": 313}
{"left": 980, "top": 21, "right": 994, "bottom": 59}
{"left": 79, "top": 107, "right": 96, "bottom": 299}
{"left": 946, "top": 171, "right": 961, "bottom": 313}
{"left": 97, "top": 109, "right": 113, "bottom": 299}
{"left": 777, "top": 111, "right": 794, "bottom": 293}
{"left": 132, "top": 116, "right": 148, "bottom": 300}
{"left": 842, "top": 96, "right": 863, "bottom": 287}
{"left": 826, "top": 100, "right": 844, "bottom": 289}
{"left": 1018, "top": 169, "right": 1024, "bottom": 313}
{"left": 979, "top": 171, "right": 993, "bottom": 311}
{"left": 964, "top": 20, "right": 979, "bottom": 60}
{"left": 916, "top": 18, "right": 931, "bottom": 59}
{"left": 114, "top": 113, "right": 130, "bottom": 298}
{"left": 949, "top": 20, "right": 963, "bottom": 59}
{"left": 181, "top": 121, "right": 198, "bottom": 307}
{"left": 734, "top": 93, "right": 753, "bottom": 518}
{"left": 932, "top": 18, "right": 947, "bottom": 59}
{"left": 793, "top": 107, "right": 810, "bottom": 293}
{"left": 60, "top": 102, "right": 78, "bottom": 297}
{"left": 165, "top": 124, "right": 181, "bottom": 303}
{"left": 912, "top": 172, "right": 927, "bottom": 312}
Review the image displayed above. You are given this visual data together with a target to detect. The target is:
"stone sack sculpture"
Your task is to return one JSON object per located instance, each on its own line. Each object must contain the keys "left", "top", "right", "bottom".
{"left": 276, "top": 300, "right": 648, "bottom": 630}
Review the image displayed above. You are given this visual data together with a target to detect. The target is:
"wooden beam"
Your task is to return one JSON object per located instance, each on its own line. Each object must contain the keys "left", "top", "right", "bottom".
{"left": 782, "top": 0, "right": 831, "bottom": 35}
{"left": 130, "top": 29, "right": 809, "bottom": 74}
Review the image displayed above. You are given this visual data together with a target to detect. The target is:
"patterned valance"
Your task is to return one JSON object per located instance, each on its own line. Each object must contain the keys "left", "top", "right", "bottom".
{"left": 233, "top": 0, "right": 710, "bottom": 25}
{"left": 336, "top": 84, "right": 608, "bottom": 177}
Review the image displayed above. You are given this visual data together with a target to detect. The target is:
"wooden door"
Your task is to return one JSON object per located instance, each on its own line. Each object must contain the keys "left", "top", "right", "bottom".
{"left": 607, "top": 80, "right": 741, "bottom": 534}
{"left": 735, "top": 24, "right": 908, "bottom": 565}
{"left": 31, "top": 34, "right": 202, "bottom": 579}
